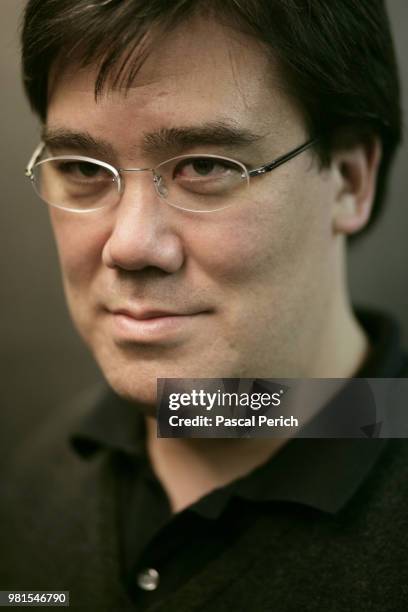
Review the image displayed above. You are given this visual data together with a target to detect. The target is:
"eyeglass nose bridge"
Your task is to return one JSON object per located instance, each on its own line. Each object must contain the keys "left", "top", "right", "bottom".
{"left": 118, "top": 167, "right": 152, "bottom": 172}
{"left": 117, "top": 167, "right": 167, "bottom": 198}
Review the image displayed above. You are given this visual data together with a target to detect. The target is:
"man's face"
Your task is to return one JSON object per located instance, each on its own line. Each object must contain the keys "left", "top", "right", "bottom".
{"left": 46, "top": 16, "right": 337, "bottom": 409}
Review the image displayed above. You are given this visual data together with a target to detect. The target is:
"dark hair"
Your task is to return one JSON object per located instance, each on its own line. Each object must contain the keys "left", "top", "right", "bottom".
{"left": 21, "top": 0, "right": 402, "bottom": 233}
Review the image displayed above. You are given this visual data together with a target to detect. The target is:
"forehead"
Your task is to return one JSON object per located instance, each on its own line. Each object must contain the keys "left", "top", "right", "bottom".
{"left": 47, "top": 16, "right": 302, "bottom": 150}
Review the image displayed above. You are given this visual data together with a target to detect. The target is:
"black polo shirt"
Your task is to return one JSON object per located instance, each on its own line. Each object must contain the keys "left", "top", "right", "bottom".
{"left": 70, "top": 309, "right": 407, "bottom": 610}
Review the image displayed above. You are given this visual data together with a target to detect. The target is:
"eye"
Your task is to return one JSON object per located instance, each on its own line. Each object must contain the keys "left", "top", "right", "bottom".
{"left": 75, "top": 161, "right": 101, "bottom": 178}
{"left": 173, "top": 157, "right": 239, "bottom": 180}
{"left": 163, "top": 155, "right": 246, "bottom": 197}
{"left": 55, "top": 160, "right": 112, "bottom": 181}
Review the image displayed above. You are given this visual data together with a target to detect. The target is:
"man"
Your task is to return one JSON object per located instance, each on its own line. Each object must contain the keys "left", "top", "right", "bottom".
{"left": 1, "top": 0, "right": 407, "bottom": 610}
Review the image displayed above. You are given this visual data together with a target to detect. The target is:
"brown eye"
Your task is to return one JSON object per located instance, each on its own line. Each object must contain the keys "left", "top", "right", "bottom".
{"left": 173, "top": 157, "right": 238, "bottom": 180}
{"left": 76, "top": 161, "right": 101, "bottom": 177}
{"left": 57, "top": 161, "right": 105, "bottom": 179}
{"left": 190, "top": 159, "right": 217, "bottom": 176}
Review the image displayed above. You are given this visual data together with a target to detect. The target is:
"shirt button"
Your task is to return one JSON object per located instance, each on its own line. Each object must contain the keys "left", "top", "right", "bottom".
{"left": 136, "top": 568, "right": 160, "bottom": 591}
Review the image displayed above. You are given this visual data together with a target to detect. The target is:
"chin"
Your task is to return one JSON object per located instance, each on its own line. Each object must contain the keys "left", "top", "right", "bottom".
{"left": 90, "top": 347, "right": 159, "bottom": 410}
{"left": 89, "top": 335, "right": 244, "bottom": 408}
{"left": 103, "top": 367, "right": 159, "bottom": 412}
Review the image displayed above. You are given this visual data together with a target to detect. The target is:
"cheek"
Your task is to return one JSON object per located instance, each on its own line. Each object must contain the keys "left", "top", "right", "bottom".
{"left": 186, "top": 173, "right": 331, "bottom": 292}
{"left": 49, "top": 210, "right": 109, "bottom": 291}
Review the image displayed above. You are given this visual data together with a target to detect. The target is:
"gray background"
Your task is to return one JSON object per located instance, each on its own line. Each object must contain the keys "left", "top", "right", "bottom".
{"left": 1, "top": 1, "right": 407, "bottom": 440}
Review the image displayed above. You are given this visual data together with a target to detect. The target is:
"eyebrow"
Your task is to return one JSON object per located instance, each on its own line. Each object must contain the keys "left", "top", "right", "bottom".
{"left": 42, "top": 121, "right": 264, "bottom": 160}
{"left": 142, "top": 122, "right": 263, "bottom": 154}
{"left": 41, "top": 128, "right": 115, "bottom": 158}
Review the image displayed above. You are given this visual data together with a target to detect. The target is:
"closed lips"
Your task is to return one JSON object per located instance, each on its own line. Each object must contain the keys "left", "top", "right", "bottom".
{"left": 111, "top": 309, "right": 208, "bottom": 319}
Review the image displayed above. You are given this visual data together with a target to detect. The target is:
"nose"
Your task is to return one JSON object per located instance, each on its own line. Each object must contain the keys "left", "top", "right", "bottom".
{"left": 101, "top": 170, "right": 185, "bottom": 273}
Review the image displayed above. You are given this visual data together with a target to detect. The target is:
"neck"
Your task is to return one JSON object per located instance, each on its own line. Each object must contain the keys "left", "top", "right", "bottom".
{"left": 309, "top": 238, "right": 369, "bottom": 378}
{"left": 145, "top": 417, "right": 288, "bottom": 513}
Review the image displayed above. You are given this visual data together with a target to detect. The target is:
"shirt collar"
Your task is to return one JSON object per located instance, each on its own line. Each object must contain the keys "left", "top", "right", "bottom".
{"left": 355, "top": 308, "right": 406, "bottom": 377}
{"left": 70, "top": 387, "right": 146, "bottom": 458}
{"left": 191, "top": 437, "right": 387, "bottom": 519}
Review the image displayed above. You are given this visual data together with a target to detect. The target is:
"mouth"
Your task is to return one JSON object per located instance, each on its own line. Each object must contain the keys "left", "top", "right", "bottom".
{"left": 107, "top": 307, "right": 212, "bottom": 343}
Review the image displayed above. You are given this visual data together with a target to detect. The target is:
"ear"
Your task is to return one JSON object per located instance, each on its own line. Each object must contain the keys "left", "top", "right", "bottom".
{"left": 331, "top": 136, "right": 382, "bottom": 235}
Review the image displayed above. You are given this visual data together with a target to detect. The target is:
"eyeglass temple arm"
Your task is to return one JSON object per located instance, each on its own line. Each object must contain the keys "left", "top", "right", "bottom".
{"left": 248, "top": 138, "right": 319, "bottom": 178}
{"left": 25, "top": 142, "right": 46, "bottom": 177}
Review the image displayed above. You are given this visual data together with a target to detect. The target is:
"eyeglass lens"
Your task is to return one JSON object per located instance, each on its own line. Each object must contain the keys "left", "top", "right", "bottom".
{"left": 31, "top": 155, "right": 250, "bottom": 212}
